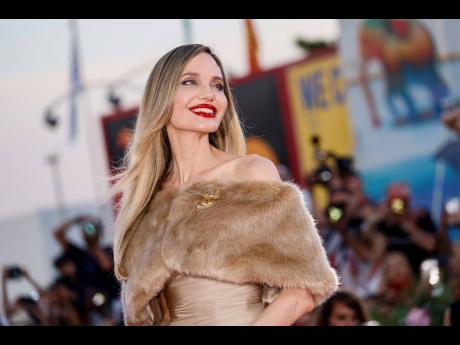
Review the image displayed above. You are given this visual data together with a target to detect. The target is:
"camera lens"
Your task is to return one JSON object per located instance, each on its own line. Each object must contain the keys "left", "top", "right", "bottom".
{"left": 8, "top": 267, "right": 22, "bottom": 279}
{"left": 328, "top": 206, "right": 343, "bottom": 223}
{"left": 390, "top": 198, "right": 405, "bottom": 215}
{"left": 314, "top": 165, "right": 332, "bottom": 185}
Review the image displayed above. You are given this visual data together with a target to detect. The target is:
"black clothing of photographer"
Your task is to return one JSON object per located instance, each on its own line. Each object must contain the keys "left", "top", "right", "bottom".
{"left": 53, "top": 216, "right": 119, "bottom": 306}
{"left": 52, "top": 254, "right": 87, "bottom": 320}
{"left": 322, "top": 188, "right": 368, "bottom": 271}
{"left": 375, "top": 183, "right": 437, "bottom": 275}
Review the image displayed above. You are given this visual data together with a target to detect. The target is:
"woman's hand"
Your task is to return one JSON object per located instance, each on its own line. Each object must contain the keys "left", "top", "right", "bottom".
{"left": 252, "top": 288, "right": 315, "bottom": 326}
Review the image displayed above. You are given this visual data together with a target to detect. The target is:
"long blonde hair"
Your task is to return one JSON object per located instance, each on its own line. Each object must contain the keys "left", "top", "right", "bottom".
{"left": 110, "top": 44, "right": 246, "bottom": 281}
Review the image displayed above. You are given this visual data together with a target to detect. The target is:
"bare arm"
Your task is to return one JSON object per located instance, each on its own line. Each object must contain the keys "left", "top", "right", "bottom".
{"left": 1, "top": 269, "right": 19, "bottom": 320}
{"left": 53, "top": 218, "right": 78, "bottom": 251}
{"left": 1, "top": 269, "right": 12, "bottom": 318}
{"left": 252, "top": 288, "right": 315, "bottom": 326}
{"left": 21, "top": 268, "right": 46, "bottom": 297}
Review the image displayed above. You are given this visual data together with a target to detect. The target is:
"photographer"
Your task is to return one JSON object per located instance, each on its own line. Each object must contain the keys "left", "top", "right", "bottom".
{"left": 1, "top": 266, "right": 48, "bottom": 325}
{"left": 374, "top": 182, "right": 437, "bottom": 275}
{"left": 47, "top": 279, "right": 83, "bottom": 326}
{"left": 53, "top": 215, "right": 120, "bottom": 322}
{"left": 51, "top": 254, "right": 87, "bottom": 322}
{"left": 321, "top": 187, "right": 386, "bottom": 298}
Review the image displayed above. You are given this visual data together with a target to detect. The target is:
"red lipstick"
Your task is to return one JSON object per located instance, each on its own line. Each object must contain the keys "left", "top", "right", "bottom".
{"left": 188, "top": 104, "right": 217, "bottom": 118}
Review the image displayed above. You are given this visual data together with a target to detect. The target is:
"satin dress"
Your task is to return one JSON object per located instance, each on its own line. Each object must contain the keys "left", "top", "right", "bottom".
{"left": 149, "top": 274, "right": 279, "bottom": 325}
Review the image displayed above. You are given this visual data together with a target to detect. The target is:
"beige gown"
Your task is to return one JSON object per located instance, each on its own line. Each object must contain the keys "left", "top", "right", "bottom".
{"left": 149, "top": 274, "right": 278, "bottom": 326}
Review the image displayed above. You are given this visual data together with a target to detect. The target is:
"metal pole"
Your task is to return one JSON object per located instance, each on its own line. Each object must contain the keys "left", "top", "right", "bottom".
{"left": 46, "top": 153, "right": 66, "bottom": 222}
{"left": 182, "top": 19, "right": 193, "bottom": 44}
{"left": 431, "top": 159, "right": 446, "bottom": 225}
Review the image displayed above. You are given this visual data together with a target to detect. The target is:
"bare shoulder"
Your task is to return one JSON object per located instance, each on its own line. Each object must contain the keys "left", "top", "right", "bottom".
{"left": 234, "top": 154, "right": 282, "bottom": 182}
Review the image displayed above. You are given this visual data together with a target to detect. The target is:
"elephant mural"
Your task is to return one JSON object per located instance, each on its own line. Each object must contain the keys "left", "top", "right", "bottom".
{"left": 359, "top": 19, "right": 450, "bottom": 127}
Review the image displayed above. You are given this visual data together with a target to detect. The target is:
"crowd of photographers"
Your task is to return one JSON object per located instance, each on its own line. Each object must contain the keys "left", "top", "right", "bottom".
{"left": 1, "top": 165, "right": 459, "bottom": 326}
{"left": 1, "top": 216, "right": 122, "bottom": 326}
{"left": 301, "top": 165, "right": 460, "bottom": 326}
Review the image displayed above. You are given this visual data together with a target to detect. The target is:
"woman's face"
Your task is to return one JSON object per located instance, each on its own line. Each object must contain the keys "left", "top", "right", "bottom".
{"left": 328, "top": 302, "right": 361, "bottom": 326}
{"left": 385, "top": 253, "right": 413, "bottom": 289}
{"left": 168, "top": 52, "right": 228, "bottom": 134}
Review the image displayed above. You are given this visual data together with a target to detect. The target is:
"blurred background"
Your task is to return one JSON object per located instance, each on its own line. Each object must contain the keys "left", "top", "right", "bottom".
{"left": 1, "top": 19, "right": 460, "bottom": 326}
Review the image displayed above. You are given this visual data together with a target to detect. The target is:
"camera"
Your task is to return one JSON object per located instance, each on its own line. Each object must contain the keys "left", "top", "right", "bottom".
{"left": 326, "top": 203, "right": 346, "bottom": 223}
{"left": 313, "top": 164, "right": 333, "bottom": 185}
{"left": 82, "top": 221, "right": 97, "bottom": 236}
{"left": 6, "top": 266, "right": 22, "bottom": 279}
{"left": 390, "top": 197, "right": 406, "bottom": 215}
{"left": 309, "top": 135, "right": 355, "bottom": 186}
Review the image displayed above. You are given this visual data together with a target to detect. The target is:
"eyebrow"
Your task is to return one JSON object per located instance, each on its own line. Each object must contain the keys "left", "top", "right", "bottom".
{"left": 181, "top": 72, "right": 224, "bottom": 82}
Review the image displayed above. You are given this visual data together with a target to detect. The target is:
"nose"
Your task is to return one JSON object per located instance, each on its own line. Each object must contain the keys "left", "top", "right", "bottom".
{"left": 198, "top": 84, "right": 216, "bottom": 101}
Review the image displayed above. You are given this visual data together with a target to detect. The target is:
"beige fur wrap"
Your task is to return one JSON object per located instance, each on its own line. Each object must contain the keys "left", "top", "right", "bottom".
{"left": 120, "top": 180, "right": 339, "bottom": 325}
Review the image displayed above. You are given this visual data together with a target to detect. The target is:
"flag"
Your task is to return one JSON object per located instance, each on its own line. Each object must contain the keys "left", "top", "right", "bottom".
{"left": 244, "top": 19, "right": 261, "bottom": 74}
{"left": 69, "top": 19, "right": 82, "bottom": 142}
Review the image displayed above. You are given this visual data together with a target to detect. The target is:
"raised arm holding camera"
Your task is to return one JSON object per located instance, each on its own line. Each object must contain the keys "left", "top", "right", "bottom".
{"left": 375, "top": 182, "right": 437, "bottom": 275}
{"left": 53, "top": 215, "right": 120, "bottom": 322}
{"left": 54, "top": 215, "right": 112, "bottom": 272}
{"left": 320, "top": 186, "right": 386, "bottom": 298}
{"left": 2, "top": 266, "right": 49, "bottom": 325}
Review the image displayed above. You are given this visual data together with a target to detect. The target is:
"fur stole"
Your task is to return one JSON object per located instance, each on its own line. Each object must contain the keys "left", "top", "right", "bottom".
{"left": 121, "top": 180, "right": 339, "bottom": 325}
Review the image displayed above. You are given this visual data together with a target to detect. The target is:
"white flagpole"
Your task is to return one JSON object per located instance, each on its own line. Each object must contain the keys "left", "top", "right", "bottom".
{"left": 68, "top": 19, "right": 81, "bottom": 143}
{"left": 68, "top": 20, "right": 115, "bottom": 241}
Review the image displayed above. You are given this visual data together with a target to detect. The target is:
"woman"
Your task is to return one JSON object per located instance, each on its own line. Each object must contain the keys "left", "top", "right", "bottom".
{"left": 111, "top": 44, "right": 339, "bottom": 326}
{"left": 316, "top": 290, "right": 369, "bottom": 326}
{"left": 367, "top": 251, "right": 424, "bottom": 325}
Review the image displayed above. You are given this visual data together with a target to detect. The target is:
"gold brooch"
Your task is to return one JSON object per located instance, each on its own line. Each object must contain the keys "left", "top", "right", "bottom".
{"left": 191, "top": 188, "right": 222, "bottom": 213}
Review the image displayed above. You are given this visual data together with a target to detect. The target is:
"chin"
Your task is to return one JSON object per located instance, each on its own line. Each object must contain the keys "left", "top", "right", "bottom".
{"left": 190, "top": 119, "right": 221, "bottom": 132}
{"left": 169, "top": 117, "right": 222, "bottom": 134}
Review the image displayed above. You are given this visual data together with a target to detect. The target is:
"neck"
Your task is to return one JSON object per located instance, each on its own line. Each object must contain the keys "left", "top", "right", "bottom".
{"left": 166, "top": 126, "right": 219, "bottom": 186}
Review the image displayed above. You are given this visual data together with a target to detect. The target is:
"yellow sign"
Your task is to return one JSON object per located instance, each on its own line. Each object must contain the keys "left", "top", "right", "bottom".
{"left": 285, "top": 54, "right": 354, "bottom": 207}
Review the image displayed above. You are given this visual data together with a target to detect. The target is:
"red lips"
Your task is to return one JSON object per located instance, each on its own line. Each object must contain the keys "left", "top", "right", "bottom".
{"left": 188, "top": 104, "right": 217, "bottom": 118}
